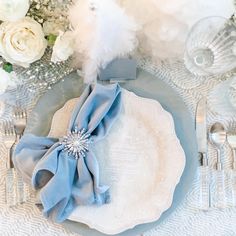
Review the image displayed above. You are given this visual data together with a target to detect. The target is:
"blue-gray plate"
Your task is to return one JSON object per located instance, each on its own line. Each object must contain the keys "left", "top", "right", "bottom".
{"left": 25, "top": 68, "right": 198, "bottom": 236}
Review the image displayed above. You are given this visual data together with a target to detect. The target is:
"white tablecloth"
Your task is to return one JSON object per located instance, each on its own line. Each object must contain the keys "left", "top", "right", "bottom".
{"left": 1, "top": 58, "right": 236, "bottom": 236}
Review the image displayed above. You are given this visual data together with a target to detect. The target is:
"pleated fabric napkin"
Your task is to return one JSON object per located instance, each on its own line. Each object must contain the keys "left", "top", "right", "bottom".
{"left": 13, "top": 83, "right": 122, "bottom": 222}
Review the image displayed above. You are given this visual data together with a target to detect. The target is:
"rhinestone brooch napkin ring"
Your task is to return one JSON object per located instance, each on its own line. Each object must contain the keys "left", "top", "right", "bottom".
{"left": 60, "top": 127, "right": 91, "bottom": 159}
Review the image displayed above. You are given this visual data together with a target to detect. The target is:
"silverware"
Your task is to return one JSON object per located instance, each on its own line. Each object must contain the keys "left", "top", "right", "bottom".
{"left": 2, "top": 120, "right": 17, "bottom": 206}
{"left": 196, "top": 98, "right": 208, "bottom": 166}
{"left": 227, "top": 133, "right": 236, "bottom": 169}
{"left": 196, "top": 97, "right": 210, "bottom": 209}
{"left": 13, "top": 107, "right": 29, "bottom": 204}
{"left": 209, "top": 123, "right": 226, "bottom": 170}
{"left": 209, "top": 122, "right": 227, "bottom": 208}
{"left": 227, "top": 133, "right": 236, "bottom": 206}
{"left": 13, "top": 108, "right": 27, "bottom": 142}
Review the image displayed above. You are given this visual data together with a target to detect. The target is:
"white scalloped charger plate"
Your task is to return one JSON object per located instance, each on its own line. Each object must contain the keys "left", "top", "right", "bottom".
{"left": 25, "top": 68, "right": 198, "bottom": 236}
{"left": 47, "top": 88, "right": 185, "bottom": 235}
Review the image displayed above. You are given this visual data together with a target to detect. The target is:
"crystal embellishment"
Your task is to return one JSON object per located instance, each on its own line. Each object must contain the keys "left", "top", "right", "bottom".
{"left": 61, "top": 128, "right": 91, "bottom": 159}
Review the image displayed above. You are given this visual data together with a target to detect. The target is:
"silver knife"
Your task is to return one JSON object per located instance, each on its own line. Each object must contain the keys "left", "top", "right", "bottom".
{"left": 195, "top": 97, "right": 210, "bottom": 209}
{"left": 196, "top": 97, "right": 208, "bottom": 166}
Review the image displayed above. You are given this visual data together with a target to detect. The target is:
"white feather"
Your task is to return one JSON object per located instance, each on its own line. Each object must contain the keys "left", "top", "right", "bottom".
{"left": 69, "top": 0, "right": 138, "bottom": 83}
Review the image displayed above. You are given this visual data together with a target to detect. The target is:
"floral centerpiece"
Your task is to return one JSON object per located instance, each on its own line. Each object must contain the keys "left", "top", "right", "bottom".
{"left": 0, "top": 0, "right": 138, "bottom": 97}
{"left": 0, "top": 0, "right": 74, "bottom": 95}
{"left": 0, "top": 0, "right": 234, "bottom": 97}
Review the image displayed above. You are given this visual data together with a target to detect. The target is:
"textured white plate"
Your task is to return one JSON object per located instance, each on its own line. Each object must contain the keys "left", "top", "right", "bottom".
{"left": 48, "top": 89, "right": 185, "bottom": 235}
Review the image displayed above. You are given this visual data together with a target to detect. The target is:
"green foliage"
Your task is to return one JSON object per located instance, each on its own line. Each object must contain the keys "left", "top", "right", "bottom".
{"left": 46, "top": 34, "right": 57, "bottom": 46}
{"left": 3, "top": 62, "right": 13, "bottom": 73}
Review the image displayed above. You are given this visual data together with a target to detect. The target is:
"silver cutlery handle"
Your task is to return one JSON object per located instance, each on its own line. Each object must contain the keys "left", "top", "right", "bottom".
{"left": 233, "top": 149, "right": 236, "bottom": 170}
{"left": 198, "top": 165, "right": 211, "bottom": 210}
{"left": 16, "top": 174, "right": 30, "bottom": 204}
{"left": 213, "top": 169, "right": 227, "bottom": 208}
{"left": 229, "top": 169, "right": 236, "bottom": 207}
{"left": 23, "top": 182, "right": 30, "bottom": 203}
{"left": 11, "top": 144, "right": 30, "bottom": 204}
{"left": 6, "top": 148, "right": 12, "bottom": 169}
{"left": 5, "top": 168, "right": 17, "bottom": 207}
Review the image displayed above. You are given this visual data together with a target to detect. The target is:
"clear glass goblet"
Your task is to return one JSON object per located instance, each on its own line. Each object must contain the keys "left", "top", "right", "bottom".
{"left": 184, "top": 16, "right": 236, "bottom": 77}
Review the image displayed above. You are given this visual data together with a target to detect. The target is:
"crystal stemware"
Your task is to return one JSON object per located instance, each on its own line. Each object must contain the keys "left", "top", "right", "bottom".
{"left": 184, "top": 16, "right": 236, "bottom": 77}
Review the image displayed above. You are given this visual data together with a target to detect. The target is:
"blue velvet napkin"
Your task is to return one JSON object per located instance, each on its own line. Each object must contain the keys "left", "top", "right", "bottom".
{"left": 13, "top": 83, "right": 122, "bottom": 222}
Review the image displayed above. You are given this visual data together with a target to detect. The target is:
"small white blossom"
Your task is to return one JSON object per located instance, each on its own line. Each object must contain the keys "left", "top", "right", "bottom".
{"left": 51, "top": 31, "right": 74, "bottom": 63}
{"left": 0, "top": 0, "right": 30, "bottom": 22}
{"left": 0, "top": 69, "right": 16, "bottom": 94}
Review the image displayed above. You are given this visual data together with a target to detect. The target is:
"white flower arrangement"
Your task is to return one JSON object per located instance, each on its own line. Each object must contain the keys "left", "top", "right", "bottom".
{"left": 0, "top": 0, "right": 138, "bottom": 86}
{"left": 0, "top": 0, "right": 73, "bottom": 69}
{"left": 0, "top": 0, "right": 75, "bottom": 94}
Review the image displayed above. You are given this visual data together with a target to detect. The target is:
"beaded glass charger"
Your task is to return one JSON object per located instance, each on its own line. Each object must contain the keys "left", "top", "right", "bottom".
{"left": 25, "top": 68, "right": 198, "bottom": 236}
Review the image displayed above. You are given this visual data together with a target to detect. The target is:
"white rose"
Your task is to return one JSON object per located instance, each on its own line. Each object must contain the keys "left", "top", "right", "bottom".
{"left": 0, "top": 0, "right": 30, "bottom": 22}
{"left": 0, "top": 68, "right": 16, "bottom": 94}
{"left": 0, "top": 17, "right": 47, "bottom": 68}
{"left": 51, "top": 31, "right": 74, "bottom": 63}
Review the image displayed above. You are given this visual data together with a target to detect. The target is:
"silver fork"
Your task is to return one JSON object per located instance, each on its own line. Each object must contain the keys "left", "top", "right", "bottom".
{"left": 13, "top": 108, "right": 27, "bottom": 142}
{"left": 2, "top": 120, "right": 17, "bottom": 206}
{"left": 13, "top": 107, "right": 29, "bottom": 204}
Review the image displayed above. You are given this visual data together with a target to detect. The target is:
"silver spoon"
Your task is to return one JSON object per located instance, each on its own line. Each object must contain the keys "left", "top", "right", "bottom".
{"left": 209, "top": 122, "right": 227, "bottom": 208}
{"left": 227, "top": 133, "right": 236, "bottom": 169}
{"left": 209, "top": 122, "right": 227, "bottom": 170}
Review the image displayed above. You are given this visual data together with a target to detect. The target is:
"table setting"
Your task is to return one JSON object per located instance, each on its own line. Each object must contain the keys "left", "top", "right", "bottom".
{"left": 1, "top": 0, "right": 236, "bottom": 236}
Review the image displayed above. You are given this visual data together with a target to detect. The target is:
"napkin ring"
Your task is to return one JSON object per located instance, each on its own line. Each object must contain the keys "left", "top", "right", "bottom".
{"left": 60, "top": 127, "right": 91, "bottom": 159}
